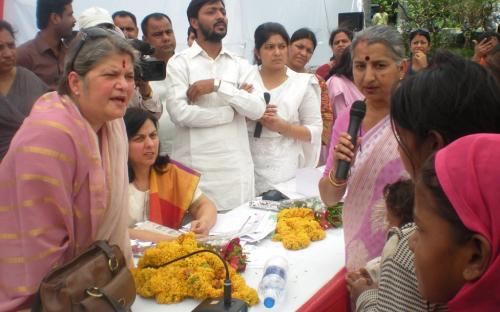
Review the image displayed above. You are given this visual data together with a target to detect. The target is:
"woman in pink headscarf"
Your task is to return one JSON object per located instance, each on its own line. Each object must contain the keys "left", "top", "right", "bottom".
{"left": 410, "top": 133, "right": 500, "bottom": 311}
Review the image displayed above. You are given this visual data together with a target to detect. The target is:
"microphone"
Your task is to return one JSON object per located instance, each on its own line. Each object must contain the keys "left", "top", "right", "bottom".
{"left": 146, "top": 249, "right": 248, "bottom": 312}
{"left": 253, "top": 92, "right": 271, "bottom": 138}
{"left": 335, "top": 100, "right": 366, "bottom": 181}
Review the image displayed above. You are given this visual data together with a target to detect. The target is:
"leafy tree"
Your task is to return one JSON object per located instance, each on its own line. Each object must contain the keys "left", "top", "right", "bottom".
{"left": 394, "top": 0, "right": 457, "bottom": 30}
{"left": 448, "top": 0, "right": 497, "bottom": 47}
{"left": 371, "top": 0, "right": 497, "bottom": 48}
{"left": 371, "top": 0, "right": 399, "bottom": 24}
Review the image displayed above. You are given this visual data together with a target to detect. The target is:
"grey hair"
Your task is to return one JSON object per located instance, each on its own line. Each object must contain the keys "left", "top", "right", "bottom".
{"left": 351, "top": 25, "right": 405, "bottom": 64}
{"left": 58, "top": 30, "right": 138, "bottom": 95}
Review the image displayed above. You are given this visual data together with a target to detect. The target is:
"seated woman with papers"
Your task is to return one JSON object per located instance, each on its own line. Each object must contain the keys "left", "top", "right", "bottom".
{"left": 124, "top": 107, "right": 217, "bottom": 242}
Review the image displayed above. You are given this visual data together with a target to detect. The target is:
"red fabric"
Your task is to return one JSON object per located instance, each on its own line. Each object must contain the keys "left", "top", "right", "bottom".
{"left": 297, "top": 267, "right": 350, "bottom": 312}
{"left": 148, "top": 161, "right": 200, "bottom": 229}
{"left": 315, "top": 63, "right": 332, "bottom": 80}
{"left": 149, "top": 194, "right": 185, "bottom": 229}
{"left": 436, "top": 134, "right": 500, "bottom": 311}
{"left": 0, "top": 0, "right": 4, "bottom": 20}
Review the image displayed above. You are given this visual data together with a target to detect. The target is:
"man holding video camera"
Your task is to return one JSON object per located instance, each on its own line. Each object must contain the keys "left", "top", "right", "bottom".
{"left": 141, "top": 12, "right": 177, "bottom": 155}
{"left": 127, "top": 38, "right": 164, "bottom": 119}
{"left": 77, "top": 6, "right": 163, "bottom": 118}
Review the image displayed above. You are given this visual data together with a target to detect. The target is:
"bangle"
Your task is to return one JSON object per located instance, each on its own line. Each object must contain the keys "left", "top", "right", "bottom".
{"left": 328, "top": 169, "right": 347, "bottom": 187}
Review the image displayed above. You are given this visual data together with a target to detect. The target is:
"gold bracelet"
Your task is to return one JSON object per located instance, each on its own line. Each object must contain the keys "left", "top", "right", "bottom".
{"left": 328, "top": 169, "right": 347, "bottom": 187}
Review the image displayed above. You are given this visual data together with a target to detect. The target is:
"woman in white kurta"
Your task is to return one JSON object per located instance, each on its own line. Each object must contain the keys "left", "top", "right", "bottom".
{"left": 247, "top": 22, "right": 322, "bottom": 195}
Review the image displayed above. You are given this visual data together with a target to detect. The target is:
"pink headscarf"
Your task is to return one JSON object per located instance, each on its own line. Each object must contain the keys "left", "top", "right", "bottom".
{"left": 435, "top": 133, "right": 500, "bottom": 311}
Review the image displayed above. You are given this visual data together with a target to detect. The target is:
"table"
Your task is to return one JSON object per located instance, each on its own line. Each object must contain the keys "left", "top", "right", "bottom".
{"left": 132, "top": 203, "right": 346, "bottom": 311}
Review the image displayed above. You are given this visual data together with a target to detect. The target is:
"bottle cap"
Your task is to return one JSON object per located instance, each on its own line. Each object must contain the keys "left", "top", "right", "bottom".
{"left": 264, "top": 297, "right": 275, "bottom": 308}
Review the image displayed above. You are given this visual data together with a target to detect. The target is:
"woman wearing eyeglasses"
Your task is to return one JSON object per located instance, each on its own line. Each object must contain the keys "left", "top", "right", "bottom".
{"left": 0, "top": 27, "right": 136, "bottom": 310}
{"left": 407, "top": 29, "right": 432, "bottom": 75}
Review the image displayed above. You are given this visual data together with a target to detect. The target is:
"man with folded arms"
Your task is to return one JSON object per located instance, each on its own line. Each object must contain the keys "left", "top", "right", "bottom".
{"left": 165, "top": 0, "right": 266, "bottom": 211}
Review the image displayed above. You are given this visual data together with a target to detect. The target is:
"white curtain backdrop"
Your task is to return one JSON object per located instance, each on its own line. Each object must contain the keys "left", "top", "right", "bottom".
{"left": 4, "top": 0, "right": 362, "bottom": 67}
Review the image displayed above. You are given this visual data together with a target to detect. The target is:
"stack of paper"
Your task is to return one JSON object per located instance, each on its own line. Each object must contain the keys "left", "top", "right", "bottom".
{"left": 182, "top": 208, "right": 277, "bottom": 244}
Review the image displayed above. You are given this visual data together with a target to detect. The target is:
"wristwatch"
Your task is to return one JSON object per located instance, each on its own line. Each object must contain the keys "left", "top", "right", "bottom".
{"left": 213, "top": 79, "right": 221, "bottom": 92}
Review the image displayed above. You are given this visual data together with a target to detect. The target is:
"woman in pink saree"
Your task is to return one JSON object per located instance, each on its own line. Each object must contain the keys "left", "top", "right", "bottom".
{"left": 0, "top": 27, "right": 136, "bottom": 310}
{"left": 319, "top": 26, "right": 408, "bottom": 271}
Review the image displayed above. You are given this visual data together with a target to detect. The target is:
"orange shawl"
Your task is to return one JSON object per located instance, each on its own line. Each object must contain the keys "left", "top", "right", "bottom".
{"left": 149, "top": 160, "right": 200, "bottom": 229}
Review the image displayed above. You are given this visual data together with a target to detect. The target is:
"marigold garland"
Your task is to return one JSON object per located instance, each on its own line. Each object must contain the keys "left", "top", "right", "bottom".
{"left": 272, "top": 207, "right": 326, "bottom": 250}
{"left": 133, "top": 233, "right": 259, "bottom": 306}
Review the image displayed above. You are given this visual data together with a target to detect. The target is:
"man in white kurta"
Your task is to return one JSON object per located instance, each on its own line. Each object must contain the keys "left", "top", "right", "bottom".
{"left": 142, "top": 12, "right": 178, "bottom": 155}
{"left": 165, "top": 0, "right": 265, "bottom": 211}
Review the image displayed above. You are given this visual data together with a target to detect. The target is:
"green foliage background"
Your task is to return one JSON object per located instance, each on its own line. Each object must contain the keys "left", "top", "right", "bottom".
{"left": 371, "top": 0, "right": 497, "bottom": 50}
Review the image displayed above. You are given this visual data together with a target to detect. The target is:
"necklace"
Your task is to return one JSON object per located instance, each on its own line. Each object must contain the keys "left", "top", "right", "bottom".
{"left": 133, "top": 179, "right": 149, "bottom": 192}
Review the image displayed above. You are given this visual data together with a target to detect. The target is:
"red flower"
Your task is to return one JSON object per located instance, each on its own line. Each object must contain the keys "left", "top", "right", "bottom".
{"left": 220, "top": 238, "right": 247, "bottom": 272}
{"left": 229, "top": 257, "right": 239, "bottom": 268}
{"left": 224, "top": 242, "right": 234, "bottom": 254}
{"left": 314, "top": 203, "right": 343, "bottom": 228}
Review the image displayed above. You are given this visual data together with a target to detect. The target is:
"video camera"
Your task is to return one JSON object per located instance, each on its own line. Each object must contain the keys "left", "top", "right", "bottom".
{"left": 128, "top": 39, "right": 166, "bottom": 81}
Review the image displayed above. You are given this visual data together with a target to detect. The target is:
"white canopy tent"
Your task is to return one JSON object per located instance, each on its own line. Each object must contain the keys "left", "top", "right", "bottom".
{"left": 5, "top": 0, "right": 362, "bottom": 67}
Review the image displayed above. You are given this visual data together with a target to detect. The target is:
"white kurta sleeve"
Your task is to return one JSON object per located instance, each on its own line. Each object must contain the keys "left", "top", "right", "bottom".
{"left": 165, "top": 57, "right": 235, "bottom": 128}
{"left": 298, "top": 76, "right": 322, "bottom": 168}
{"left": 299, "top": 77, "right": 322, "bottom": 145}
{"left": 216, "top": 59, "right": 266, "bottom": 121}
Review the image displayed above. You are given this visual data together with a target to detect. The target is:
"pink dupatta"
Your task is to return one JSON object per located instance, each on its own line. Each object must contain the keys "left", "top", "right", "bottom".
{"left": 0, "top": 92, "right": 130, "bottom": 310}
{"left": 436, "top": 134, "right": 500, "bottom": 311}
{"left": 326, "top": 75, "right": 363, "bottom": 120}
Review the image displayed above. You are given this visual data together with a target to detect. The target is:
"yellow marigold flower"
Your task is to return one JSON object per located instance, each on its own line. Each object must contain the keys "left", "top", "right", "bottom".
{"left": 273, "top": 208, "right": 325, "bottom": 250}
{"left": 133, "top": 232, "right": 259, "bottom": 306}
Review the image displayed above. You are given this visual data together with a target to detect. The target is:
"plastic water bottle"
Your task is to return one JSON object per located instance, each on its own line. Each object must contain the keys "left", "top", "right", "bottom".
{"left": 258, "top": 256, "right": 288, "bottom": 309}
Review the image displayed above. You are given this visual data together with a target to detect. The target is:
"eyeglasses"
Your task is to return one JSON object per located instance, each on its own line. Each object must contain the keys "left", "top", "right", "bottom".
{"left": 410, "top": 28, "right": 430, "bottom": 35}
{"left": 69, "top": 27, "right": 112, "bottom": 71}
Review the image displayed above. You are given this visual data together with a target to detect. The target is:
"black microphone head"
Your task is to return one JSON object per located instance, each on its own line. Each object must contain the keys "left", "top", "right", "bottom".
{"left": 264, "top": 92, "right": 271, "bottom": 104}
{"left": 350, "top": 100, "right": 366, "bottom": 119}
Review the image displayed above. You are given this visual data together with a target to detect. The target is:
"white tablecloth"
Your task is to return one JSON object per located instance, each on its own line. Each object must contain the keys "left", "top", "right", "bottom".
{"left": 132, "top": 203, "right": 345, "bottom": 311}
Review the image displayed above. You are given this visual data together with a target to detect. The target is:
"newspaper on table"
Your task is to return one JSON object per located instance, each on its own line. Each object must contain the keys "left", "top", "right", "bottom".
{"left": 182, "top": 208, "right": 277, "bottom": 245}
{"left": 249, "top": 196, "right": 325, "bottom": 213}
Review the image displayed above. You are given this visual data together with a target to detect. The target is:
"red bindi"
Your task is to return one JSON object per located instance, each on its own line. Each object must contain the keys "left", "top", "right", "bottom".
{"left": 365, "top": 56, "right": 370, "bottom": 61}
{"left": 122, "top": 59, "right": 126, "bottom": 68}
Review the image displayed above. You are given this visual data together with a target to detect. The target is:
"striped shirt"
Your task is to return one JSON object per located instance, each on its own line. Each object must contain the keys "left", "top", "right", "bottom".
{"left": 356, "top": 223, "right": 448, "bottom": 312}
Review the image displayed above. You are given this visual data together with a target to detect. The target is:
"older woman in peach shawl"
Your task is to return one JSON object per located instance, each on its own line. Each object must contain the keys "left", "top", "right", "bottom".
{"left": 0, "top": 27, "right": 136, "bottom": 310}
